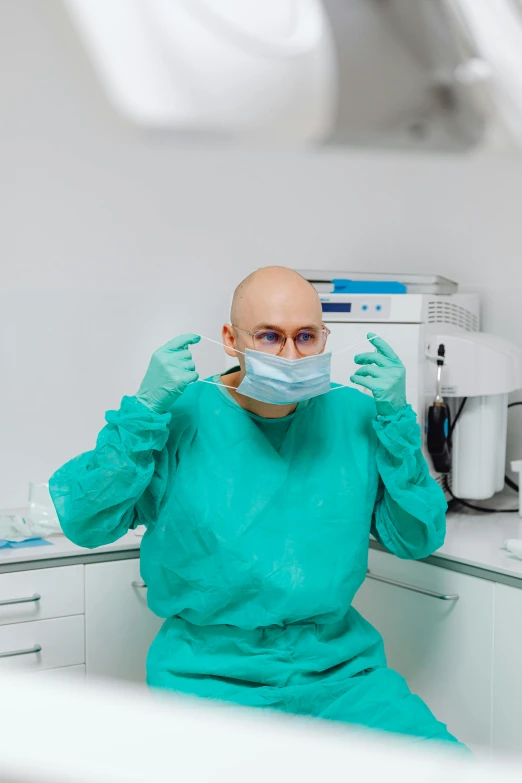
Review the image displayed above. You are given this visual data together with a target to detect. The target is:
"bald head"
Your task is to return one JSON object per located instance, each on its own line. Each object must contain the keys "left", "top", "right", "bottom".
{"left": 222, "top": 266, "right": 325, "bottom": 388}
{"left": 231, "top": 266, "right": 322, "bottom": 327}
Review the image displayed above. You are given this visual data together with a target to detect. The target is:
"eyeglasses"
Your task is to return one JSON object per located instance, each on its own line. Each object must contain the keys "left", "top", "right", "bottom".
{"left": 232, "top": 325, "right": 330, "bottom": 357}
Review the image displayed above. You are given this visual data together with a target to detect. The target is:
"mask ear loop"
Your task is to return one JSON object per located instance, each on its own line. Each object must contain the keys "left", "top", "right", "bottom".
{"left": 328, "top": 334, "right": 380, "bottom": 392}
{"left": 195, "top": 334, "right": 380, "bottom": 392}
{"left": 197, "top": 335, "right": 247, "bottom": 357}
{"left": 332, "top": 334, "right": 378, "bottom": 356}
{"left": 199, "top": 379, "right": 238, "bottom": 390}
{"left": 196, "top": 335, "right": 246, "bottom": 390}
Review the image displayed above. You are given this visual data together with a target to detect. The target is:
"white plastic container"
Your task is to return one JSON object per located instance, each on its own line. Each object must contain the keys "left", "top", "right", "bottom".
{"left": 452, "top": 394, "right": 508, "bottom": 500}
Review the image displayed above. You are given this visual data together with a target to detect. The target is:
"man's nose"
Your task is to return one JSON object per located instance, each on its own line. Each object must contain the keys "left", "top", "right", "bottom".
{"left": 280, "top": 338, "right": 300, "bottom": 359}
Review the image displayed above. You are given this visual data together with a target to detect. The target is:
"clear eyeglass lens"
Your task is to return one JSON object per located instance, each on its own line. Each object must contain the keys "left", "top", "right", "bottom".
{"left": 253, "top": 329, "right": 326, "bottom": 356}
{"left": 254, "top": 330, "right": 285, "bottom": 354}
{"left": 295, "top": 329, "right": 325, "bottom": 356}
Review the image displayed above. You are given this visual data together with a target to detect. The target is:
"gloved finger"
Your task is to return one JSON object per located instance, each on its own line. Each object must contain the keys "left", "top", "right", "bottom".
{"left": 350, "top": 374, "right": 379, "bottom": 392}
{"left": 173, "top": 368, "right": 199, "bottom": 384}
{"left": 163, "top": 333, "right": 201, "bottom": 352}
{"left": 175, "top": 349, "right": 195, "bottom": 362}
{"left": 353, "top": 352, "right": 391, "bottom": 368}
{"left": 182, "top": 360, "right": 196, "bottom": 372}
{"left": 351, "top": 366, "right": 382, "bottom": 380}
{"left": 367, "top": 332, "right": 399, "bottom": 361}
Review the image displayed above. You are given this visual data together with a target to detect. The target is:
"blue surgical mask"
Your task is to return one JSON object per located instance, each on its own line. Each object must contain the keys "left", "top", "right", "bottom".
{"left": 236, "top": 348, "right": 332, "bottom": 405}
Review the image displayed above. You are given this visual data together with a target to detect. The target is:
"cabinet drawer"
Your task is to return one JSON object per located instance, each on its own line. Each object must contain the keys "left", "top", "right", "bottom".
{"left": 0, "top": 566, "right": 84, "bottom": 625}
{"left": 0, "top": 615, "right": 85, "bottom": 673}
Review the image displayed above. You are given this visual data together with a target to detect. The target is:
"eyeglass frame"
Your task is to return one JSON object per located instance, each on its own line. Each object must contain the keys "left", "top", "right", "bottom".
{"left": 231, "top": 324, "right": 331, "bottom": 357}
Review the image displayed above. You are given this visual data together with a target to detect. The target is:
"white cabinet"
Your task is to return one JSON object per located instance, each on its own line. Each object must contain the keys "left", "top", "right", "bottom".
{"left": 492, "top": 583, "right": 522, "bottom": 754}
{"left": 0, "top": 615, "right": 85, "bottom": 673}
{"left": 3, "top": 545, "right": 522, "bottom": 753}
{"left": 85, "top": 559, "right": 163, "bottom": 683}
{"left": 352, "top": 549, "right": 495, "bottom": 750}
{"left": 0, "top": 564, "right": 85, "bottom": 677}
{"left": 0, "top": 566, "right": 84, "bottom": 625}
{"left": 0, "top": 558, "right": 162, "bottom": 685}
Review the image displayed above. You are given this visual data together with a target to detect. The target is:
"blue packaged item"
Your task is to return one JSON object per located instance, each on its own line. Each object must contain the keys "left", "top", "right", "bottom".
{"left": 0, "top": 538, "right": 53, "bottom": 549}
{"left": 332, "top": 279, "right": 407, "bottom": 294}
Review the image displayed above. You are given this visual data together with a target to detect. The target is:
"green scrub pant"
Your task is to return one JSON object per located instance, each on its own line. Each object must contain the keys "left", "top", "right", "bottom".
{"left": 149, "top": 664, "right": 469, "bottom": 751}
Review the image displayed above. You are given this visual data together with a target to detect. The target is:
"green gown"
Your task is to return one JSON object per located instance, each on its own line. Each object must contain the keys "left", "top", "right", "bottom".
{"left": 49, "top": 373, "right": 463, "bottom": 747}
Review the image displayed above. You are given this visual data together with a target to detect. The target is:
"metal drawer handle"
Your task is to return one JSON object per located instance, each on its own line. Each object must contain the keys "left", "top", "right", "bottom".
{"left": 0, "top": 644, "right": 42, "bottom": 659}
{"left": 366, "top": 571, "right": 459, "bottom": 602}
{"left": 0, "top": 593, "right": 41, "bottom": 608}
{"left": 131, "top": 580, "right": 147, "bottom": 589}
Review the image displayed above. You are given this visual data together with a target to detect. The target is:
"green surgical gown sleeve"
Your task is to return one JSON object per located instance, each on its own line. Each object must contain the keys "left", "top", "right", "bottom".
{"left": 370, "top": 404, "right": 447, "bottom": 560}
{"left": 48, "top": 396, "right": 172, "bottom": 548}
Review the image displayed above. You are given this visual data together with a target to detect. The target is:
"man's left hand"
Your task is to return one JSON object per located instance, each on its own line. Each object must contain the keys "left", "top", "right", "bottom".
{"left": 350, "top": 332, "right": 407, "bottom": 417}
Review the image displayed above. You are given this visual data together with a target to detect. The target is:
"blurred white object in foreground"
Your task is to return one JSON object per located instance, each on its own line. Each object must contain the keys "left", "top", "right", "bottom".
{"left": 62, "top": 0, "right": 336, "bottom": 141}
{"left": 445, "top": 0, "right": 522, "bottom": 148}
{"left": 0, "top": 674, "right": 520, "bottom": 783}
{"left": 62, "top": 0, "right": 522, "bottom": 150}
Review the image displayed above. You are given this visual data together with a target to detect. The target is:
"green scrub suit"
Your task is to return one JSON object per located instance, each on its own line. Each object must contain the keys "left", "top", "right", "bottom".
{"left": 49, "top": 374, "right": 462, "bottom": 747}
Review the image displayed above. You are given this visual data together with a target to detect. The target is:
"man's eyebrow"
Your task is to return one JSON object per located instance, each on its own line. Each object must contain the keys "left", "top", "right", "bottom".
{"left": 252, "top": 324, "right": 319, "bottom": 332}
{"left": 252, "top": 323, "right": 282, "bottom": 331}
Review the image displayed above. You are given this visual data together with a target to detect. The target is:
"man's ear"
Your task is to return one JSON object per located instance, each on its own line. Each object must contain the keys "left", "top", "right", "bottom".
{"left": 222, "top": 324, "right": 238, "bottom": 358}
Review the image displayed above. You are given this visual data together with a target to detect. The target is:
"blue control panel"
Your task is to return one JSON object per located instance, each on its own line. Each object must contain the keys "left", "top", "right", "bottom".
{"left": 320, "top": 295, "right": 391, "bottom": 320}
{"left": 322, "top": 302, "right": 352, "bottom": 313}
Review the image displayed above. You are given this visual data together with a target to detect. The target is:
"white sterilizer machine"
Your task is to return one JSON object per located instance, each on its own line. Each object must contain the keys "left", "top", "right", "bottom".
{"left": 319, "top": 291, "right": 522, "bottom": 501}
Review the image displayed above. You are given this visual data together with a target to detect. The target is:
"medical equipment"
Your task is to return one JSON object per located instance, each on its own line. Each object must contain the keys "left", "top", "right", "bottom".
{"left": 427, "top": 345, "right": 452, "bottom": 474}
{"left": 303, "top": 283, "right": 522, "bottom": 502}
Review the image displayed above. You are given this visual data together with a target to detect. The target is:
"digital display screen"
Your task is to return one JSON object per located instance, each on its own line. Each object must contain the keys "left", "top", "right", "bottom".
{"left": 321, "top": 302, "right": 352, "bottom": 312}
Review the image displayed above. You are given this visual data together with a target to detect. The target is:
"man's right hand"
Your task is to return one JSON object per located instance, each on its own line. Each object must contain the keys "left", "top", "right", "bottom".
{"left": 136, "top": 333, "right": 201, "bottom": 414}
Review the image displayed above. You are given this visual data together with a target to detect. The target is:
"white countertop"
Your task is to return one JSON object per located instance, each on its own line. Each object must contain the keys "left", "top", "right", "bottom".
{"left": 2, "top": 514, "right": 522, "bottom": 581}
{"left": 436, "top": 511, "right": 522, "bottom": 580}
{"left": 0, "top": 528, "right": 142, "bottom": 567}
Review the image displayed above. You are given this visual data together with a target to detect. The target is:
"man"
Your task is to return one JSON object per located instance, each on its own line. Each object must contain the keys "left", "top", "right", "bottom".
{"left": 49, "top": 266, "right": 462, "bottom": 747}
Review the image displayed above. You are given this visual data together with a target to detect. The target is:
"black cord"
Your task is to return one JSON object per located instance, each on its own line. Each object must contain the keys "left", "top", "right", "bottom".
{"left": 448, "top": 396, "right": 467, "bottom": 441}
{"left": 508, "top": 402, "right": 522, "bottom": 408}
{"left": 444, "top": 476, "right": 518, "bottom": 514}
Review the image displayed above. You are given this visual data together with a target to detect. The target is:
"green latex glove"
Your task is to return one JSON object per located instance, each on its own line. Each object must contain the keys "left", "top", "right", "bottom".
{"left": 136, "top": 333, "right": 201, "bottom": 414}
{"left": 350, "top": 332, "right": 407, "bottom": 417}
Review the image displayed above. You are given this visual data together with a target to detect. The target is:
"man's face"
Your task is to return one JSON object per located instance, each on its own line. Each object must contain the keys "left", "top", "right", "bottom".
{"left": 222, "top": 273, "right": 325, "bottom": 373}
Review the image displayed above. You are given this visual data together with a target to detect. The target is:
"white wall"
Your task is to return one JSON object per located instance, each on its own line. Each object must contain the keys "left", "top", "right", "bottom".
{"left": 1, "top": 0, "right": 522, "bottom": 507}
